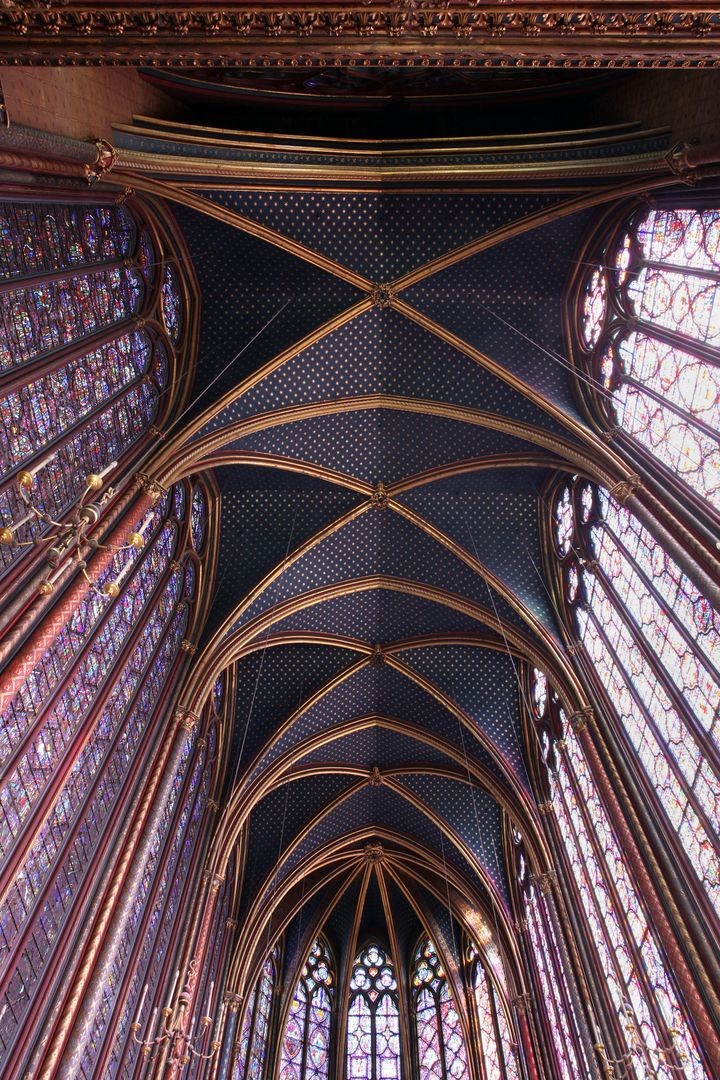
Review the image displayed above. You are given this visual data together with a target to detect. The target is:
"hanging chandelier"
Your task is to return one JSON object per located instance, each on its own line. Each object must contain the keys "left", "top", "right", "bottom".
{"left": 0, "top": 459, "right": 153, "bottom": 598}
{"left": 131, "top": 967, "right": 224, "bottom": 1071}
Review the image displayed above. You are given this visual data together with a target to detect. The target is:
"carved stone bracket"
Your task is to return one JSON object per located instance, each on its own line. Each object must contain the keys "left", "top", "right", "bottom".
{"left": 537, "top": 800, "right": 553, "bottom": 816}
{"left": 174, "top": 706, "right": 200, "bottom": 733}
{"left": 207, "top": 798, "right": 220, "bottom": 813}
{"left": 208, "top": 871, "right": 225, "bottom": 893}
{"left": 135, "top": 471, "right": 167, "bottom": 504}
{"left": 532, "top": 869, "right": 558, "bottom": 896}
{"left": 665, "top": 141, "right": 699, "bottom": 186}
{"left": 180, "top": 639, "right": 198, "bottom": 655}
{"left": 608, "top": 473, "right": 643, "bottom": 506}
{"left": 568, "top": 706, "right": 595, "bottom": 734}
{"left": 83, "top": 138, "right": 117, "bottom": 186}
{"left": 511, "top": 991, "right": 533, "bottom": 1015}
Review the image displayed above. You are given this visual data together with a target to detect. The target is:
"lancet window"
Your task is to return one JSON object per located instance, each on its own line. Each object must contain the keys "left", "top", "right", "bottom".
{"left": 528, "top": 667, "right": 708, "bottom": 1079}
{"left": 468, "top": 944, "right": 521, "bottom": 1080}
{"left": 232, "top": 953, "right": 276, "bottom": 1080}
{"left": 0, "top": 479, "right": 208, "bottom": 1073}
{"left": 346, "top": 942, "right": 401, "bottom": 1080}
{"left": 513, "top": 828, "right": 591, "bottom": 1080}
{"left": 279, "top": 938, "right": 334, "bottom": 1080}
{"left": 552, "top": 479, "right": 720, "bottom": 918}
{"left": 577, "top": 207, "right": 720, "bottom": 512}
{"left": 0, "top": 198, "right": 184, "bottom": 578}
{"left": 412, "top": 937, "right": 468, "bottom": 1080}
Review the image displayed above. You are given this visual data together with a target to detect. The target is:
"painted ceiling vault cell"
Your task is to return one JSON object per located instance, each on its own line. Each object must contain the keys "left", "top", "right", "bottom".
{"left": 137, "top": 118, "right": 677, "bottom": 971}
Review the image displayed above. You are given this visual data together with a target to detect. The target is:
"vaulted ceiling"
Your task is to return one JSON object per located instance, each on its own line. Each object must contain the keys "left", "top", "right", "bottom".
{"left": 115, "top": 117, "right": 675, "bottom": 989}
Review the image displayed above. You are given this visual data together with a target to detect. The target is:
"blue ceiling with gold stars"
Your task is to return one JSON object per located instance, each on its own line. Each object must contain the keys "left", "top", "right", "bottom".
{"left": 133, "top": 115, "right": 671, "bottom": 964}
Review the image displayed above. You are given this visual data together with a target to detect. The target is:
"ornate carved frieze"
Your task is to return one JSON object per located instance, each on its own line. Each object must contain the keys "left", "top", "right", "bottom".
{"left": 1, "top": 6, "right": 720, "bottom": 65}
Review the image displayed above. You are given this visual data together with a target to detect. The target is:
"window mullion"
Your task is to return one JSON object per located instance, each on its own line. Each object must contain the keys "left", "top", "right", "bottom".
{"left": 581, "top": 604, "right": 720, "bottom": 851}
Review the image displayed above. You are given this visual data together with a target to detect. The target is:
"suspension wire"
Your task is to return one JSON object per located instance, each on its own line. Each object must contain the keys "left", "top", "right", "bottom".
{"left": 230, "top": 503, "right": 299, "bottom": 794}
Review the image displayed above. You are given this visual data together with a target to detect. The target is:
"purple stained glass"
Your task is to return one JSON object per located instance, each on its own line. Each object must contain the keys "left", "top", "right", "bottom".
{"left": 137, "top": 229, "right": 156, "bottom": 283}
{"left": 280, "top": 939, "right": 333, "bottom": 1080}
{"left": 348, "top": 943, "right": 401, "bottom": 1080}
{"left": 0, "top": 203, "right": 135, "bottom": 281}
{"left": 584, "top": 208, "right": 720, "bottom": 508}
{"left": 213, "top": 675, "right": 224, "bottom": 716}
{"left": 547, "top": 710, "right": 708, "bottom": 1078}
{"left": 412, "top": 939, "right": 468, "bottom": 1080}
{"left": 0, "top": 379, "right": 158, "bottom": 578}
{"left": 0, "top": 266, "right": 143, "bottom": 373}
{"left": 0, "top": 569, "right": 187, "bottom": 1071}
{"left": 161, "top": 265, "right": 183, "bottom": 343}
{"left": 556, "top": 480, "right": 720, "bottom": 917}
{"left": 581, "top": 267, "right": 606, "bottom": 347}
{"left": 191, "top": 485, "right": 207, "bottom": 552}
{"left": 0, "top": 329, "right": 151, "bottom": 477}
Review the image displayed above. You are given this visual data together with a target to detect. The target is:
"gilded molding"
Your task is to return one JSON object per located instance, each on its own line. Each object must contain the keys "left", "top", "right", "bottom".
{"left": 3, "top": 7, "right": 720, "bottom": 65}
{"left": 174, "top": 706, "right": 200, "bottom": 732}
{"left": 608, "top": 473, "right": 643, "bottom": 505}
{"left": 511, "top": 991, "right": 533, "bottom": 1015}
{"left": 532, "top": 869, "right": 558, "bottom": 896}
{"left": 83, "top": 138, "right": 116, "bottom": 187}
{"left": 568, "top": 706, "right": 595, "bottom": 734}
{"left": 134, "top": 471, "right": 167, "bottom": 504}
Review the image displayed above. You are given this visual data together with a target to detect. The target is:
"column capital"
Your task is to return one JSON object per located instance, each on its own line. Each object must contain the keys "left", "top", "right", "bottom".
{"left": 532, "top": 870, "right": 558, "bottom": 896}
{"left": 173, "top": 706, "right": 199, "bottom": 733}
{"left": 511, "top": 991, "right": 533, "bottom": 1015}
{"left": 134, "top": 471, "right": 167, "bottom": 504}
{"left": 568, "top": 706, "right": 595, "bottom": 734}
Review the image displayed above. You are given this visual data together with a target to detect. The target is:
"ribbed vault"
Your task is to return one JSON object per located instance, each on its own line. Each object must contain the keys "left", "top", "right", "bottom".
{"left": 114, "top": 117, "right": 675, "bottom": 998}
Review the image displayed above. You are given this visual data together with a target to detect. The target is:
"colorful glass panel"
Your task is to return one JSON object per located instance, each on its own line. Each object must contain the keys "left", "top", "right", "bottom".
{"left": 581, "top": 267, "right": 606, "bottom": 347}
{"left": 246, "top": 958, "right": 275, "bottom": 1079}
{"left": 0, "top": 266, "right": 143, "bottom": 373}
{"left": 279, "top": 939, "right": 333, "bottom": 1080}
{"left": 161, "top": 265, "right": 183, "bottom": 342}
{"left": 582, "top": 208, "right": 720, "bottom": 509}
{"left": 191, "top": 485, "right": 207, "bottom": 553}
{"left": 0, "top": 203, "right": 135, "bottom": 281}
{"left": 348, "top": 943, "right": 401, "bottom": 1080}
{"left": 412, "top": 939, "right": 468, "bottom": 1080}
{"left": 555, "top": 483, "right": 720, "bottom": 917}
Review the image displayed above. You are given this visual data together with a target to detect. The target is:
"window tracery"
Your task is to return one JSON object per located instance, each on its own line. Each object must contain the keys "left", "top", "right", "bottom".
{"left": 513, "top": 828, "right": 591, "bottom": 1080}
{"left": 0, "top": 198, "right": 183, "bottom": 578}
{"left": 0, "top": 481, "right": 204, "bottom": 1069}
{"left": 412, "top": 937, "right": 468, "bottom": 1080}
{"left": 577, "top": 207, "right": 720, "bottom": 511}
{"left": 280, "top": 938, "right": 334, "bottom": 1080}
{"left": 346, "top": 942, "right": 401, "bottom": 1080}
{"left": 529, "top": 668, "right": 708, "bottom": 1079}
{"left": 468, "top": 943, "right": 521, "bottom": 1080}
{"left": 552, "top": 479, "right": 720, "bottom": 917}
{"left": 232, "top": 953, "right": 276, "bottom": 1080}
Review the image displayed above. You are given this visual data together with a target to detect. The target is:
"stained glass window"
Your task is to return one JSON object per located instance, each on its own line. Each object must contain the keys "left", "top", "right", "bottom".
{"left": 191, "top": 483, "right": 207, "bottom": 553}
{"left": 232, "top": 955, "right": 276, "bottom": 1080}
{"left": 468, "top": 944, "right": 521, "bottom": 1080}
{"left": 529, "top": 668, "right": 709, "bottom": 1079}
{"left": 346, "top": 943, "right": 401, "bottom": 1080}
{"left": 279, "top": 938, "right": 334, "bottom": 1080}
{"left": 0, "top": 198, "right": 184, "bottom": 579}
{"left": 412, "top": 938, "right": 468, "bottom": 1080}
{"left": 161, "top": 264, "right": 183, "bottom": 342}
{"left": 578, "top": 208, "right": 720, "bottom": 510}
{"left": 553, "top": 479, "right": 720, "bottom": 918}
{"left": 512, "top": 829, "right": 590, "bottom": 1080}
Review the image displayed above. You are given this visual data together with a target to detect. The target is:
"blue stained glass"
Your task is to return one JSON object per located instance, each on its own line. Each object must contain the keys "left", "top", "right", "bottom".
{"left": 0, "top": 203, "right": 135, "bottom": 280}
{"left": 0, "top": 587, "right": 187, "bottom": 1070}
{"left": 191, "top": 486, "right": 207, "bottom": 553}
{"left": 160, "top": 265, "right": 183, "bottom": 343}
{"left": 0, "top": 267, "right": 143, "bottom": 373}
{"left": 280, "top": 939, "right": 333, "bottom": 1080}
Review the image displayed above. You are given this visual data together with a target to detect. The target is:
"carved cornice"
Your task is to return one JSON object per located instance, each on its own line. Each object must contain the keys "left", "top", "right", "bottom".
{"left": 1, "top": 7, "right": 720, "bottom": 65}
